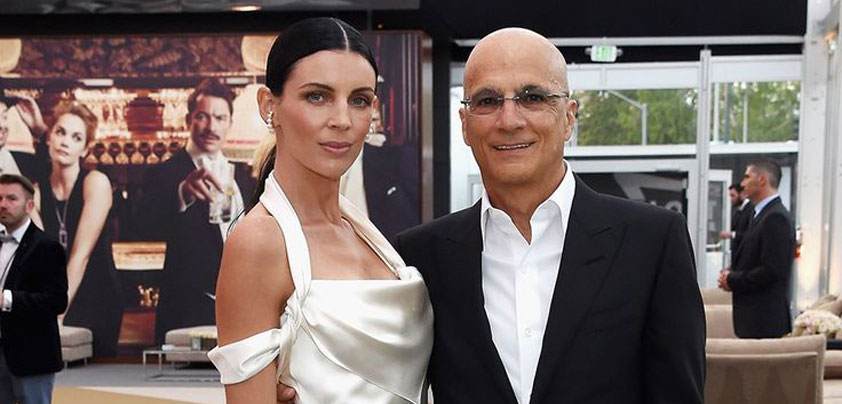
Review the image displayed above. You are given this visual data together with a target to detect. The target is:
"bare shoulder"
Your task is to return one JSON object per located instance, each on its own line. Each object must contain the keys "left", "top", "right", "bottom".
{"left": 219, "top": 202, "right": 291, "bottom": 292}
{"left": 225, "top": 203, "right": 285, "bottom": 266}
{"left": 82, "top": 169, "right": 111, "bottom": 193}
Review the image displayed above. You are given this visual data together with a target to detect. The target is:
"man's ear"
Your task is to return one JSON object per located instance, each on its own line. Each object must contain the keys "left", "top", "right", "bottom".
{"left": 459, "top": 107, "right": 470, "bottom": 146}
{"left": 563, "top": 98, "right": 579, "bottom": 142}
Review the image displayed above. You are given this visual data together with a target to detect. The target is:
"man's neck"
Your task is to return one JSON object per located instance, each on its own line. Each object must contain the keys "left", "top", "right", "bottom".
{"left": 4, "top": 218, "right": 27, "bottom": 235}
{"left": 484, "top": 164, "right": 566, "bottom": 243}
{"left": 750, "top": 189, "right": 775, "bottom": 205}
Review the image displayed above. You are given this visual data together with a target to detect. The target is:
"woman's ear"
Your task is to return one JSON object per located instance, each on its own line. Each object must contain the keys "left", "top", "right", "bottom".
{"left": 257, "top": 86, "right": 274, "bottom": 123}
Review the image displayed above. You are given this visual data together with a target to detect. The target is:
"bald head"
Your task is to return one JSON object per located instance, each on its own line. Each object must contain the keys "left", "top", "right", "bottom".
{"left": 464, "top": 28, "right": 569, "bottom": 94}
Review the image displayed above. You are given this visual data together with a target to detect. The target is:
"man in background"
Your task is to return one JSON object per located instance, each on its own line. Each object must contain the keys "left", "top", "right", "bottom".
{"left": 719, "top": 183, "right": 753, "bottom": 264}
{"left": 719, "top": 159, "right": 795, "bottom": 338}
{"left": 142, "top": 78, "right": 255, "bottom": 344}
{"left": 0, "top": 174, "right": 67, "bottom": 404}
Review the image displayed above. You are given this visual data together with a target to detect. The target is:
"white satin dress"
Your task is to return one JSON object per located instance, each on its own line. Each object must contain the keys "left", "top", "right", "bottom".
{"left": 208, "top": 172, "right": 433, "bottom": 404}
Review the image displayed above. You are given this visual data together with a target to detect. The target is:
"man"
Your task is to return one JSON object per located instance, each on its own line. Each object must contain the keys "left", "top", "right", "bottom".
{"left": 718, "top": 183, "right": 753, "bottom": 264}
{"left": 0, "top": 174, "right": 67, "bottom": 404}
{"left": 0, "top": 96, "right": 49, "bottom": 183}
{"left": 278, "top": 28, "right": 705, "bottom": 404}
{"left": 718, "top": 159, "right": 795, "bottom": 339}
{"left": 142, "top": 78, "right": 255, "bottom": 344}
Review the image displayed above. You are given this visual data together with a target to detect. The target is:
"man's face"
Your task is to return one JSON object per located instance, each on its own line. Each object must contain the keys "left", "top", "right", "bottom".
{"left": 188, "top": 94, "right": 231, "bottom": 154}
{"left": 459, "top": 33, "right": 577, "bottom": 189}
{"left": 741, "top": 165, "right": 763, "bottom": 202}
{"left": 728, "top": 188, "right": 741, "bottom": 205}
{"left": 0, "top": 104, "right": 10, "bottom": 150}
{"left": 0, "top": 183, "right": 33, "bottom": 230}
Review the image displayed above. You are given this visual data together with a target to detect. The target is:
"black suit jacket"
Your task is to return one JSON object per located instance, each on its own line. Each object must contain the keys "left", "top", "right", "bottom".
{"left": 0, "top": 222, "right": 68, "bottom": 377}
{"left": 728, "top": 197, "right": 795, "bottom": 338}
{"left": 395, "top": 176, "right": 705, "bottom": 404}
{"left": 8, "top": 138, "right": 51, "bottom": 187}
{"left": 142, "top": 150, "right": 255, "bottom": 343}
{"left": 730, "top": 200, "right": 754, "bottom": 264}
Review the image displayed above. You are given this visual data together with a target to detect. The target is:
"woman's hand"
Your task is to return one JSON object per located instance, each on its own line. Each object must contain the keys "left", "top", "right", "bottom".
{"left": 276, "top": 383, "right": 296, "bottom": 404}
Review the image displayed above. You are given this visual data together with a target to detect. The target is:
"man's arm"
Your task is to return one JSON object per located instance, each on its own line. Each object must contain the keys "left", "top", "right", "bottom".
{"left": 643, "top": 212, "right": 705, "bottom": 403}
{"left": 726, "top": 214, "right": 794, "bottom": 293}
{"left": 8, "top": 241, "right": 68, "bottom": 316}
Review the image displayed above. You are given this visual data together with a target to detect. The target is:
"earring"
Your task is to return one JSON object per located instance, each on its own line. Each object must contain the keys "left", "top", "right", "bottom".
{"left": 266, "top": 111, "right": 275, "bottom": 133}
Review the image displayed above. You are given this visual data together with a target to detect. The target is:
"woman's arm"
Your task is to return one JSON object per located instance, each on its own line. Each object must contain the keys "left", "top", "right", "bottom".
{"left": 65, "top": 170, "right": 112, "bottom": 309}
{"left": 30, "top": 183, "right": 43, "bottom": 230}
{"left": 216, "top": 207, "right": 293, "bottom": 404}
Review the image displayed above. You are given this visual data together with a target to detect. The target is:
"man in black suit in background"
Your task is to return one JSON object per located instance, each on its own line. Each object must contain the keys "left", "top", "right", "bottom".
{"left": 0, "top": 174, "right": 67, "bottom": 404}
{"left": 0, "top": 96, "right": 49, "bottom": 183}
{"left": 143, "top": 79, "right": 255, "bottom": 344}
{"left": 719, "top": 183, "right": 753, "bottom": 265}
{"left": 719, "top": 159, "right": 795, "bottom": 339}
{"left": 394, "top": 28, "right": 704, "bottom": 404}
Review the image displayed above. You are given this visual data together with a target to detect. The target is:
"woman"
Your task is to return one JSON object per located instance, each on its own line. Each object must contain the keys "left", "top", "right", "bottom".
{"left": 208, "top": 18, "right": 432, "bottom": 404}
{"left": 38, "top": 101, "right": 122, "bottom": 357}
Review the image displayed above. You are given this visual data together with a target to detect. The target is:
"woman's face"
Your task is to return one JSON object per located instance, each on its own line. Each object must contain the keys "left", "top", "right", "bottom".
{"left": 272, "top": 50, "right": 377, "bottom": 180}
{"left": 48, "top": 113, "right": 89, "bottom": 166}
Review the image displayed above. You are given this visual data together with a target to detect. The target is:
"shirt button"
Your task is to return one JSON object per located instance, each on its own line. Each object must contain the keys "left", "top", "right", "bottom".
{"left": 524, "top": 328, "right": 532, "bottom": 337}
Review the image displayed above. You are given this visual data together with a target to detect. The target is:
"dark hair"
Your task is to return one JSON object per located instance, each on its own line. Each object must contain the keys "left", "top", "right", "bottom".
{"left": 0, "top": 174, "right": 35, "bottom": 199}
{"left": 251, "top": 17, "right": 379, "bottom": 209}
{"left": 728, "top": 183, "right": 743, "bottom": 193}
{"left": 187, "top": 78, "right": 235, "bottom": 119}
{"left": 750, "top": 158, "right": 782, "bottom": 189}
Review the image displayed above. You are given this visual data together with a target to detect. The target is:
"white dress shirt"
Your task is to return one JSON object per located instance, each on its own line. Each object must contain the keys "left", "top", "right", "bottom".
{"left": 753, "top": 193, "right": 780, "bottom": 218}
{"left": 480, "top": 162, "right": 575, "bottom": 404}
{"left": 0, "top": 218, "right": 31, "bottom": 314}
{"left": 179, "top": 142, "right": 244, "bottom": 241}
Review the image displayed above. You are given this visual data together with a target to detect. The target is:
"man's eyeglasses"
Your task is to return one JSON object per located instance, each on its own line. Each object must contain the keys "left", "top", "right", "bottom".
{"left": 461, "top": 89, "right": 569, "bottom": 116}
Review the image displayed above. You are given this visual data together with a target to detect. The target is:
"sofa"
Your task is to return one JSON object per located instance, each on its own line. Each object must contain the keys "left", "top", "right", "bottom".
{"left": 59, "top": 325, "right": 93, "bottom": 366}
{"left": 163, "top": 325, "right": 216, "bottom": 363}
{"left": 705, "top": 335, "right": 826, "bottom": 404}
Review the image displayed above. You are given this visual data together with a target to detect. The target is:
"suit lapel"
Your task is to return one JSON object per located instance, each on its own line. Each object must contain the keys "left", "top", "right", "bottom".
{"left": 733, "top": 197, "right": 779, "bottom": 261}
{"left": 4, "top": 223, "right": 36, "bottom": 288}
{"left": 530, "top": 177, "right": 626, "bottom": 404}
{"left": 439, "top": 203, "right": 519, "bottom": 404}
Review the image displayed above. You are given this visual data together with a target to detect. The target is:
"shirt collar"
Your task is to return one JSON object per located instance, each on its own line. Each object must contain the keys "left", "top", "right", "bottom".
{"left": 4, "top": 218, "right": 30, "bottom": 243}
{"left": 480, "top": 160, "right": 576, "bottom": 241}
{"left": 739, "top": 198, "right": 750, "bottom": 210}
{"left": 753, "top": 193, "right": 779, "bottom": 217}
{"left": 185, "top": 140, "right": 225, "bottom": 168}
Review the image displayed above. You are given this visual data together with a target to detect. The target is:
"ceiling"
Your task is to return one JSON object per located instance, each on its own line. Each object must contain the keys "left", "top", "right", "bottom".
{"left": 0, "top": 0, "right": 809, "bottom": 62}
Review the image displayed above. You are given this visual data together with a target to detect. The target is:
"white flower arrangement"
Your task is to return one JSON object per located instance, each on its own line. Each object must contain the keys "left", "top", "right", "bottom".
{"left": 792, "top": 309, "right": 842, "bottom": 338}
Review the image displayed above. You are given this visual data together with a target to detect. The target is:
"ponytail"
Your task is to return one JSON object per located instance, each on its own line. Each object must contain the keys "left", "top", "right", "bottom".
{"left": 249, "top": 134, "right": 277, "bottom": 210}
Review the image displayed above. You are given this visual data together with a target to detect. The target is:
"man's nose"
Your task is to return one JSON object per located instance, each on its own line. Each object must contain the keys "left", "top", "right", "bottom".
{"left": 496, "top": 98, "right": 527, "bottom": 131}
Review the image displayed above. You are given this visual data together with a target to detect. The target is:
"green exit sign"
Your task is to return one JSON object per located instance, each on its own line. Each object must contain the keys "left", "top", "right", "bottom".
{"left": 589, "top": 45, "right": 619, "bottom": 62}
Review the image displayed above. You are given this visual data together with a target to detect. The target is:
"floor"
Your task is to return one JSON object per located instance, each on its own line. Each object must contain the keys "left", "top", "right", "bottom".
{"left": 54, "top": 363, "right": 842, "bottom": 404}
{"left": 55, "top": 363, "right": 224, "bottom": 404}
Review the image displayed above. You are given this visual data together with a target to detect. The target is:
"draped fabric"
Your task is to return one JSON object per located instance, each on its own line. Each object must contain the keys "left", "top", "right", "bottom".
{"left": 208, "top": 172, "right": 433, "bottom": 404}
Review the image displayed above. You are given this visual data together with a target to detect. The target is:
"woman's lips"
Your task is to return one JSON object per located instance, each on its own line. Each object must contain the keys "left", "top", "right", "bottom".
{"left": 320, "top": 141, "right": 352, "bottom": 155}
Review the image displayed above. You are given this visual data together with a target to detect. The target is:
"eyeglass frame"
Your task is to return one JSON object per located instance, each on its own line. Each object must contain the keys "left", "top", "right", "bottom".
{"left": 460, "top": 88, "right": 572, "bottom": 116}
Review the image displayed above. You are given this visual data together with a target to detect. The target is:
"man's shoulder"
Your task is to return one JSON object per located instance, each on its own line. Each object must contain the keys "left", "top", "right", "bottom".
{"left": 584, "top": 188, "right": 681, "bottom": 225}
{"left": 398, "top": 204, "right": 478, "bottom": 243}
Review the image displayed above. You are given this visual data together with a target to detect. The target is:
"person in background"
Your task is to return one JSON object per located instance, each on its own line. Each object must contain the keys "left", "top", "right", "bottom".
{"left": 719, "top": 159, "right": 795, "bottom": 339}
{"left": 141, "top": 78, "right": 255, "bottom": 344}
{"left": 38, "top": 101, "right": 123, "bottom": 356}
{"left": 0, "top": 174, "right": 67, "bottom": 404}
{"left": 718, "top": 183, "right": 753, "bottom": 265}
